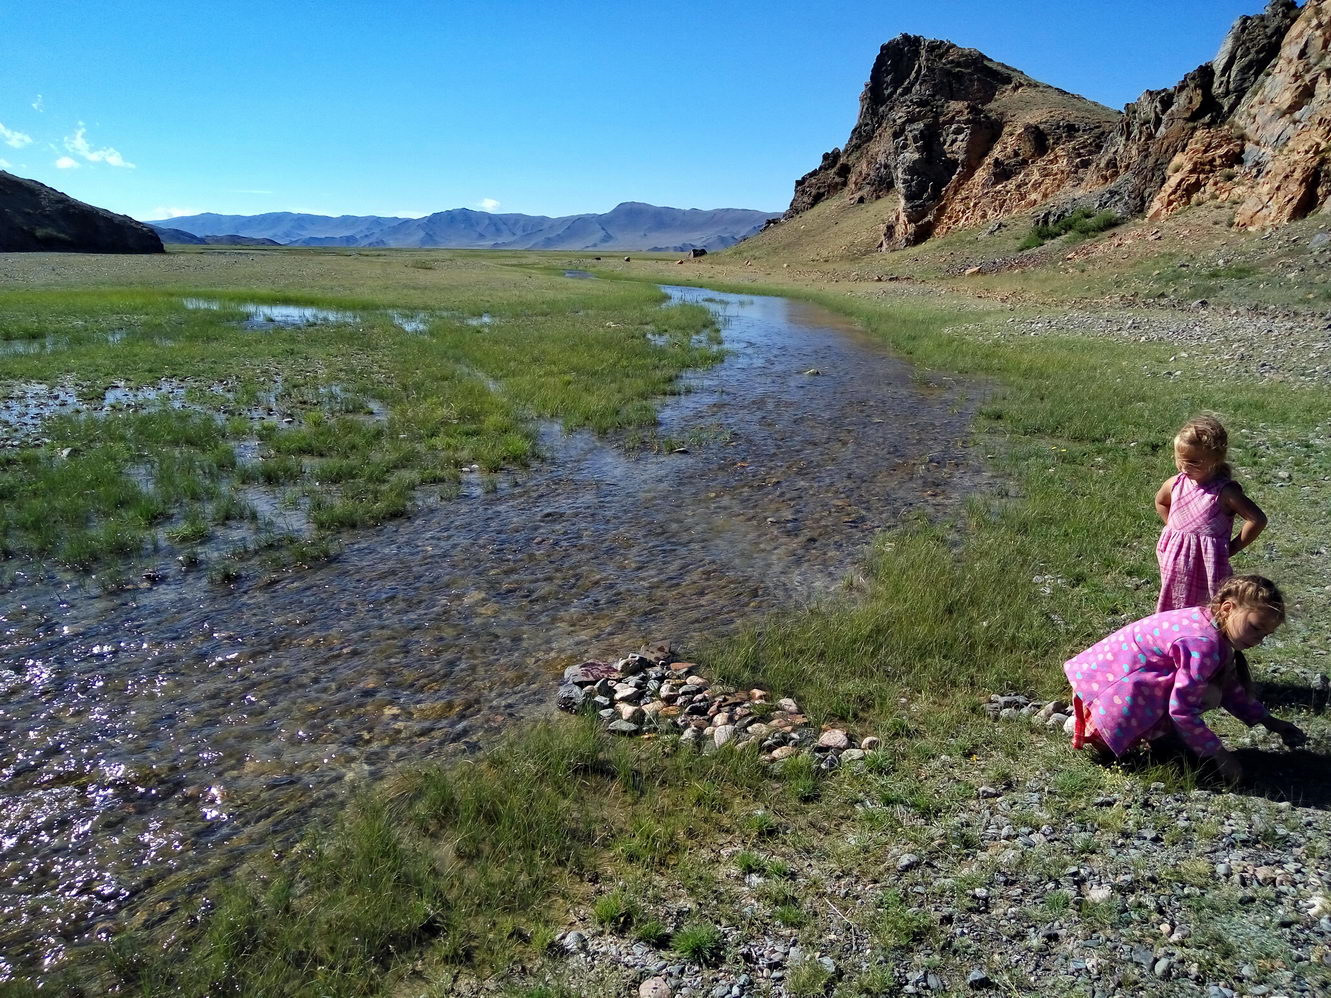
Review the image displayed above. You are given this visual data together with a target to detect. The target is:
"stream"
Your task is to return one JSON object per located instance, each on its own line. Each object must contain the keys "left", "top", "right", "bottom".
{"left": 0, "top": 285, "right": 978, "bottom": 974}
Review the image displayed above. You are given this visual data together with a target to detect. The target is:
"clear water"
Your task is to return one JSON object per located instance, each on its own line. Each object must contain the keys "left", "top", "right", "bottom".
{"left": 183, "top": 298, "right": 358, "bottom": 329}
{"left": 0, "top": 286, "right": 979, "bottom": 973}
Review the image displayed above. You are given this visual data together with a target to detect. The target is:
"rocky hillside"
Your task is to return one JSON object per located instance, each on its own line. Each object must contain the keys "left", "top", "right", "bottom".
{"left": 149, "top": 202, "right": 778, "bottom": 252}
{"left": 782, "top": 0, "right": 1328, "bottom": 249}
{"left": 0, "top": 171, "right": 163, "bottom": 254}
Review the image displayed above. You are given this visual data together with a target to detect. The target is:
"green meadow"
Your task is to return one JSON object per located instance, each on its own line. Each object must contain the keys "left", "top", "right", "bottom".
{"left": 0, "top": 248, "right": 720, "bottom": 576}
{"left": 4, "top": 243, "right": 1329, "bottom": 995}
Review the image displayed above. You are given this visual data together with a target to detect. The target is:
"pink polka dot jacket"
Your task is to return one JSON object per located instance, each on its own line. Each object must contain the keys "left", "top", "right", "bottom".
{"left": 1063, "top": 606, "right": 1267, "bottom": 757}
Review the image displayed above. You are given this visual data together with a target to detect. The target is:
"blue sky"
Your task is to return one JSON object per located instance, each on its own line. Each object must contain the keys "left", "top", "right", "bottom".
{"left": 0, "top": 0, "right": 1269, "bottom": 222}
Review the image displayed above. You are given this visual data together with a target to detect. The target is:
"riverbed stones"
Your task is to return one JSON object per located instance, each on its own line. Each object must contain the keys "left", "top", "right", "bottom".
{"left": 620, "top": 654, "right": 652, "bottom": 677}
{"left": 613, "top": 684, "right": 645, "bottom": 704}
{"left": 563, "top": 661, "right": 619, "bottom": 685}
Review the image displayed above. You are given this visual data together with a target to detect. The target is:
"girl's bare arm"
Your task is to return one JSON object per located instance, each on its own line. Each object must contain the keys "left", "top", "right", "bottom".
{"left": 1154, "top": 478, "right": 1173, "bottom": 523}
{"left": 1223, "top": 483, "right": 1267, "bottom": 555}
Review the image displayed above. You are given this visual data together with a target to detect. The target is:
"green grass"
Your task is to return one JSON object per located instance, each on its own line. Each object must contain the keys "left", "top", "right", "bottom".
{"left": 1017, "top": 208, "right": 1122, "bottom": 250}
{"left": 591, "top": 887, "right": 641, "bottom": 929}
{"left": 870, "top": 889, "right": 935, "bottom": 950}
{"left": 0, "top": 252, "right": 721, "bottom": 571}
{"left": 786, "top": 954, "right": 836, "bottom": 995}
{"left": 633, "top": 919, "right": 671, "bottom": 947}
{"left": 671, "top": 922, "right": 725, "bottom": 965}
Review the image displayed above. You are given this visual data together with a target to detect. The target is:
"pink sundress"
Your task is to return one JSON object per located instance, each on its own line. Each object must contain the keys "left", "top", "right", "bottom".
{"left": 1156, "top": 472, "right": 1233, "bottom": 613}
{"left": 1064, "top": 605, "right": 1267, "bottom": 757}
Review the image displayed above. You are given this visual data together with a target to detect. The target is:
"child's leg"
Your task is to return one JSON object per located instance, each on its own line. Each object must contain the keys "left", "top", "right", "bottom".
{"left": 1068, "top": 695, "right": 1115, "bottom": 761}
{"left": 1070, "top": 694, "right": 1088, "bottom": 748}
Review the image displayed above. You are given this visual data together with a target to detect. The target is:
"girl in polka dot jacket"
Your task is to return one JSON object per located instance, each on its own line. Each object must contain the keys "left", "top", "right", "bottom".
{"left": 1064, "top": 575, "right": 1305, "bottom": 782}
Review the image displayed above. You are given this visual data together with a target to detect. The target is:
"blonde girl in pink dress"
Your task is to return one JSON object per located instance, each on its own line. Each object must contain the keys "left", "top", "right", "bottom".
{"left": 1065, "top": 575, "right": 1306, "bottom": 782}
{"left": 1154, "top": 415, "right": 1268, "bottom": 613}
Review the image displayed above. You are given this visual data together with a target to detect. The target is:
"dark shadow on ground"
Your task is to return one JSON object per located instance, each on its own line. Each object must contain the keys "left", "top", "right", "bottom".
{"left": 1108, "top": 731, "right": 1331, "bottom": 809}
{"left": 1253, "top": 679, "right": 1330, "bottom": 715}
{"left": 1228, "top": 746, "right": 1331, "bottom": 809}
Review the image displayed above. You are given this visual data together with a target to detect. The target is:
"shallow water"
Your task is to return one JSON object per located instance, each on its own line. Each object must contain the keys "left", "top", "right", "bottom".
{"left": 0, "top": 286, "right": 978, "bottom": 973}
{"left": 182, "top": 298, "right": 358, "bottom": 330}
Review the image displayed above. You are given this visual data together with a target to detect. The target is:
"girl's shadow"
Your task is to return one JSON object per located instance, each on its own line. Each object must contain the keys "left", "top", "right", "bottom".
{"left": 1226, "top": 746, "right": 1331, "bottom": 808}
{"left": 1230, "top": 678, "right": 1331, "bottom": 808}
{"left": 1113, "top": 715, "right": 1331, "bottom": 809}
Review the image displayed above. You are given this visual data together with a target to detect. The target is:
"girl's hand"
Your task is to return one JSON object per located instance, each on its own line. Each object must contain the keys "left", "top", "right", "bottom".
{"left": 1212, "top": 747, "right": 1244, "bottom": 783}
{"left": 1222, "top": 483, "right": 1267, "bottom": 555}
{"left": 1264, "top": 717, "right": 1308, "bottom": 748}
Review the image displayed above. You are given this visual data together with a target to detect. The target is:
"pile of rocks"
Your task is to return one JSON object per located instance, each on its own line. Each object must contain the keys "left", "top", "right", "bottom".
{"left": 556, "top": 645, "right": 879, "bottom": 768}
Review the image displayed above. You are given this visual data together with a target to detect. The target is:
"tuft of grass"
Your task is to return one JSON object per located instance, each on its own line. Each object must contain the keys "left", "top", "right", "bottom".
{"left": 773, "top": 903, "right": 807, "bottom": 928}
{"left": 671, "top": 923, "right": 724, "bottom": 966}
{"left": 735, "top": 851, "right": 768, "bottom": 875}
{"left": 787, "top": 954, "right": 835, "bottom": 996}
{"left": 633, "top": 920, "right": 671, "bottom": 947}
{"left": 871, "top": 890, "right": 935, "bottom": 950}
{"left": 740, "top": 810, "right": 780, "bottom": 838}
{"left": 591, "top": 888, "right": 641, "bottom": 929}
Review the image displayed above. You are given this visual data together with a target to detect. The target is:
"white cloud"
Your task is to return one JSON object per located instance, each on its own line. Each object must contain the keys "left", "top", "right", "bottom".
{"left": 477, "top": 198, "right": 501, "bottom": 211}
{"left": 32, "top": 94, "right": 44, "bottom": 112}
{"left": 54, "top": 155, "right": 78, "bottom": 169}
{"left": 0, "top": 122, "right": 34, "bottom": 148}
{"left": 64, "top": 123, "right": 135, "bottom": 168}
{"left": 152, "top": 206, "right": 200, "bottom": 218}
{"left": 0, "top": 157, "right": 10, "bottom": 169}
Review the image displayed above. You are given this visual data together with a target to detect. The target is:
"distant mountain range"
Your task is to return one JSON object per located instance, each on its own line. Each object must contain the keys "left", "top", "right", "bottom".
{"left": 146, "top": 202, "right": 779, "bottom": 251}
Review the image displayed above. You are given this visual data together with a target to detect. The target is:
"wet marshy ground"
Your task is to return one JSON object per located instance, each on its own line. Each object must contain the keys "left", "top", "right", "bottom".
{"left": 0, "top": 286, "right": 979, "bottom": 973}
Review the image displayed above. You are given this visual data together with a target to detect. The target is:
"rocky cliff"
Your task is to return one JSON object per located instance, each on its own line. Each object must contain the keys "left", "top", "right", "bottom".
{"left": 784, "top": 0, "right": 1329, "bottom": 249}
{"left": 785, "top": 36, "right": 1119, "bottom": 248}
{"left": 0, "top": 171, "right": 163, "bottom": 253}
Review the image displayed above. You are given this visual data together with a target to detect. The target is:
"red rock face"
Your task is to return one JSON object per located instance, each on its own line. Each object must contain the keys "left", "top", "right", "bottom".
{"left": 785, "top": 34, "right": 1118, "bottom": 248}
{"left": 784, "top": 0, "right": 1328, "bottom": 248}
{"left": 1229, "top": 0, "right": 1331, "bottom": 227}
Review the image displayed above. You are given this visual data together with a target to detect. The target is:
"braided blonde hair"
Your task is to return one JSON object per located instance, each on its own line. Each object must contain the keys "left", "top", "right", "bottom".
{"left": 1209, "top": 574, "right": 1286, "bottom": 625}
